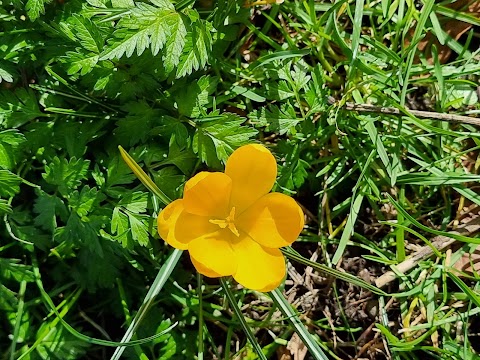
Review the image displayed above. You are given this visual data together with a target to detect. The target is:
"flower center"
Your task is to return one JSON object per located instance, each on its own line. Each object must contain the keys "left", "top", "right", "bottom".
{"left": 209, "top": 207, "right": 240, "bottom": 237}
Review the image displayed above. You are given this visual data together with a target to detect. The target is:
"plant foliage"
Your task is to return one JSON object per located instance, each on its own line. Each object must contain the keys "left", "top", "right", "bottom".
{"left": 2, "top": 0, "right": 480, "bottom": 358}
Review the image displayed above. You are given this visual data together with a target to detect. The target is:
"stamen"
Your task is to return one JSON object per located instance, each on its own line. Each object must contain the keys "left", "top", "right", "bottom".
{"left": 209, "top": 207, "right": 240, "bottom": 236}
{"left": 228, "top": 223, "right": 240, "bottom": 237}
{"left": 209, "top": 219, "right": 228, "bottom": 228}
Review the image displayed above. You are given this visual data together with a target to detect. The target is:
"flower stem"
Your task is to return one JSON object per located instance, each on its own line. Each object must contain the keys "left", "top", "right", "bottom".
{"left": 220, "top": 278, "right": 268, "bottom": 360}
{"left": 110, "top": 249, "right": 183, "bottom": 360}
{"left": 270, "top": 288, "right": 330, "bottom": 360}
{"left": 197, "top": 273, "right": 204, "bottom": 360}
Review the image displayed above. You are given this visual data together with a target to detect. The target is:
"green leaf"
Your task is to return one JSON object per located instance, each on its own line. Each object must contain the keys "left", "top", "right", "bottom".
{"left": 0, "top": 199, "right": 12, "bottom": 214}
{"left": 112, "top": 0, "right": 134, "bottom": 7}
{"left": 163, "top": 12, "right": 188, "bottom": 73}
{"left": 64, "top": 51, "right": 100, "bottom": 76}
{"left": 0, "top": 61, "right": 15, "bottom": 83}
{"left": 263, "top": 81, "right": 295, "bottom": 101}
{"left": 332, "top": 188, "right": 366, "bottom": 264}
{"left": 0, "top": 170, "right": 22, "bottom": 197}
{"left": 0, "top": 284, "right": 18, "bottom": 311}
{"left": 99, "top": 1, "right": 185, "bottom": 61}
{"left": 363, "top": 116, "right": 397, "bottom": 185}
{"left": 175, "top": 13, "right": 211, "bottom": 78}
{"left": 175, "top": 75, "right": 218, "bottom": 117}
{"left": 127, "top": 213, "right": 150, "bottom": 246}
{"left": 278, "top": 158, "right": 309, "bottom": 190}
{"left": 0, "top": 259, "right": 35, "bottom": 282}
{"left": 106, "top": 153, "right": 137, "bottom": 188}
{"left": 111, "top": 192, "right": 150, "bottom": 247}
{"left": 278, "top": 61, "right": 311, "bottom": 91}
{"left": 249, "top": 104, "right": 301, "bottom": 135}
{"left": 0, "top": 129, "right": 26, "bottom": 170}
{"left": 70, "top": 14, "right": 104, "bottom": 53}
{"left": 192, "top": 113, "right": 258, "bottom": 167}
{"left": 114, "top": 101, "right": 162, "bottom": 146}
{"left": 55, "top": 120, "right": 108, "bottom": 158}
{"left": 25, "top": 0, "right": 53, "bottom": 21}
{"left": 118, "top": 191, "right": 148, "bottom": 213}
{"left": 0, "top": 88, "right": 45, "bottom": 128}
{"left": 59, "top": 15, "right": 105, "bottom": 75}
{"left": 87, "top": 0, "right": 109, "bottom": 9}
{"left": 68, "top": 186, "right": 105, "bottom": 217}
{"left": 35, "top": 324, "right": 90, "bottom": 360}
{"left": 73, "top": 245, "right": 121, "bottom": 289}
{"left": 151, "top": 166, "right": 185, "bottom": 200}
{"left": 55, "top": 213, "right": 103, "bottom": 254}
{"left": 42, "top": 157, "right": 90, "bottom": 196}
{"left": 33, "top": 191, "right": 67, "bottom": 232}
{"left": 110, "top": 207, "right": 134, "bottom": 249}
{"left": 157, "top": 142, "right": 196, "bottom": 175}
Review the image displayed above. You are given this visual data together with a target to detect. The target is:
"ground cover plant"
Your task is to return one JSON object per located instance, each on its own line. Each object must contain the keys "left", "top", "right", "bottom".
{"left": 2, "top": 0, "right": 480, "bottom": 359}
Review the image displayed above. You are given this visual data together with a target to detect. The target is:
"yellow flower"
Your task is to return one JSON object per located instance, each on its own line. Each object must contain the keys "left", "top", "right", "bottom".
{"left": 157, "top": 144, "right": 304, "bottom": 292}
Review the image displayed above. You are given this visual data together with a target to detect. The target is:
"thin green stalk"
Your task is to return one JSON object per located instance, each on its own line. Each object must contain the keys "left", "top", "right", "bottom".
{"left": 118, "top": 146, "right": 172, "bottom": 205}
{"left": 116, "top": 278, "right": 148, "bottom": 359}
{"left": 396, "top": 186, "right": 406, "bottom": 262}
{"left": 282, "top": 246, "right": 387, "bottom": 295}
{"left": 30, "top": 254, "right": 175, "bottom": 349}
{"left": 270, "top": 289, "right": 329, "bottom": 360}
{"left": 197, "top": 273, "right": 204, "bottom": 360}
{"left": 110, "top": 248, "right": 183, "bottom": 360}
{"left": 220, "top": 278, "right": 268, "bottom": 360}
{"left": 225, "top": 325, "right": 234, "bottom": 359}
{"left": 10, "top": 280, "right": 27, "bottom": 360}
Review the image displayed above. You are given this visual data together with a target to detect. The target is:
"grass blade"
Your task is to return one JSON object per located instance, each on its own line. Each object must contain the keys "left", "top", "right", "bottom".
{"left": 332, "top": 189, "right": 365, "bottom": 264}
{"left": 387, "top": 194, "right": 480, "bottom": 244}
{"left": 110, "top": 249, "right": 183, "bottom": 360}
{"left": 282, "top": 246, "right": 387, "bottom": 296}
{"left": 30, "top": 254, "right": 177, "bottom": 350}
{"left": 118, "top": 145, "right": 172, "bottom": 206}
{"left": 270, "top": 289, "right": 329, "bottom": 360}
{"left": 448, "top": 272, "right": 480, "bottom": 308}
{"left": 220, "top": 278, "right": 268, "bottom": 360}
{"left": 9, "top": 280, "right": 27, "bottom": 360}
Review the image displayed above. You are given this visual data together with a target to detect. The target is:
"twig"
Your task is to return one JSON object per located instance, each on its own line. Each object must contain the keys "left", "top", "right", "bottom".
{"left": 375, "top": 217, "right": 480, "bottom": 288}
{"left": 330, "top": 98, "right": 480, "bottom": 127}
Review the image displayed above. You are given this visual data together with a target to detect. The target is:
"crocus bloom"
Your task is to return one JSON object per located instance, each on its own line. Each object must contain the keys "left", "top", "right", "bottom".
{"left": 157, "top": 144, "right": 304, "bottom": 291}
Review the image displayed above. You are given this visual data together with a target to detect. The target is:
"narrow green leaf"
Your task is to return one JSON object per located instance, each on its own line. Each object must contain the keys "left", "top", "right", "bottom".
{"left": 118, "top": 146, "right": 171, "bottom": 205}
{"left": 332, "top": 190, "right": 365, "bottom": 264}
{"left": 387, "top": 194, "right": 480, "bottom": 244}
{"left": 250, "top": 49, "right": 310, "bottom": 70}
{"left": 448, "top": 272, "right": 480, "bottom": 308}
{"left": 282, "top": 247, "right": 388, "bottom": 296}
{"left": 270, "top": 289, "right": 329, "bottom": 360}
{"left": 220, "top": 278, "right": 268, "bottom": 360}
{"left": 110, "top": 249, "right": 183, "bottom": 360}
{"left": 30, "top": 254, "right": 179, "bottom": 350}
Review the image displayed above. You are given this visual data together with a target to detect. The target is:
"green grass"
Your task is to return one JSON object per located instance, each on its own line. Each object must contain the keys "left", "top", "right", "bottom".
{"left": 1, "top": 0, "right": 480, "bottom": 359}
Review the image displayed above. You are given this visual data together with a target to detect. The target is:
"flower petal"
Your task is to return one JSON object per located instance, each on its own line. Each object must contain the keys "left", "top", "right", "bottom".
{"left": 190, "top": 256, "right": 222, "bottom": 278}
{"left": 225, "top": 144, "right": 277, "bottom": 214}
{"left": 183, "top": 172, "right": 232, "bottom": 217}
{"left": 232, "top": 234, "right": 286, "bottom": 292}
{"left": 174, "top": 211, "right": 218, "bottom": 244}
{"left": 157, "top": 199, "right": 188, "bottom": 250}
{"left": 236, "top": 193, "right": 304, "bottom": 248}
{"left": 188, "top": 230, "right": 237, "bottom": 277}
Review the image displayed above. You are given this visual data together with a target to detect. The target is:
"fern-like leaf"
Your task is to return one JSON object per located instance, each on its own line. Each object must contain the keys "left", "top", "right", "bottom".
{"left": 99, "top": 1, "right": 185, "bottom": 60}
{"left": 175, "top": 14, "right": 211, "bottom": 78}
{"left": 25, "top": 0, "right": 53, "bottom": 21}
